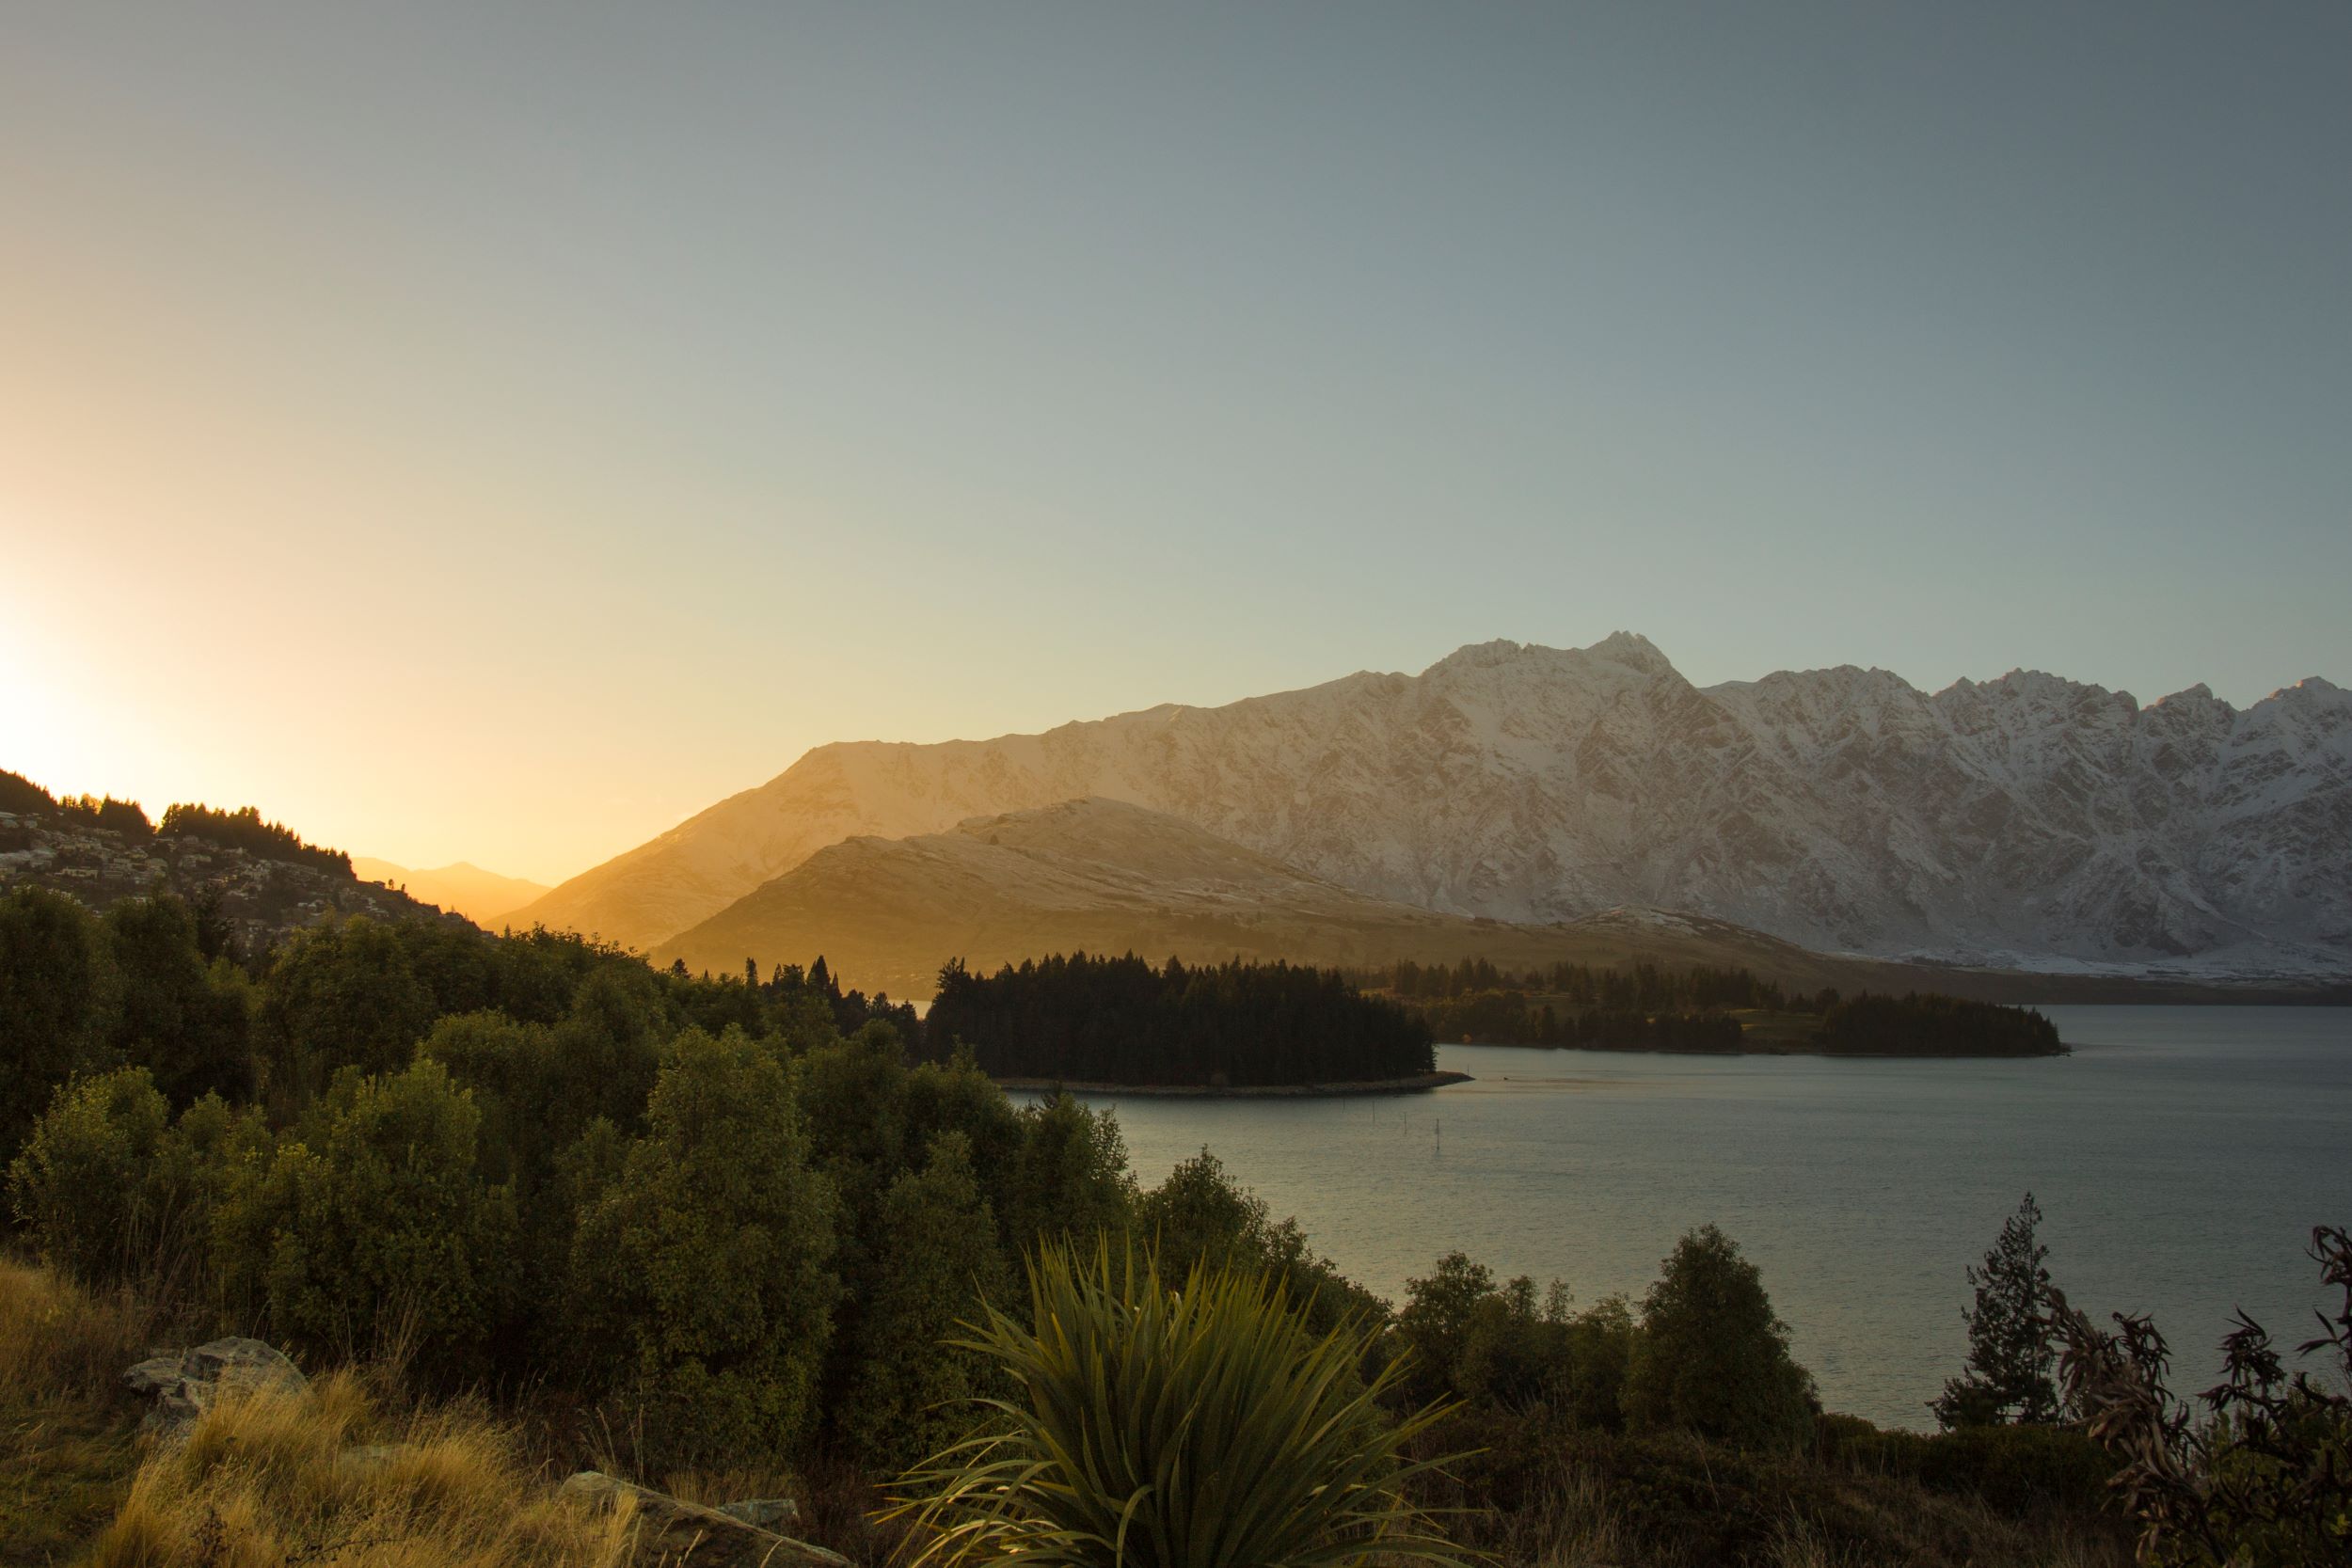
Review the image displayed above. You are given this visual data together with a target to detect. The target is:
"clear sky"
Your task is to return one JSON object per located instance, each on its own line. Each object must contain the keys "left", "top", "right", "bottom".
{"left": 3, "top": 3, "right": 2345, "bottom": 885}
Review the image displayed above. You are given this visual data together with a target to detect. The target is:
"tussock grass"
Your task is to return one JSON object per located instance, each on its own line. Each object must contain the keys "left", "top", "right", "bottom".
{"left": 87, "top": 1371, "right": 639, "bottom": 1568}
{"left": 0, "top": 1257, "right": 149, "bottom": 1565}
{"left": 0, "top": 1253, "right": 151, "bottom": 1396}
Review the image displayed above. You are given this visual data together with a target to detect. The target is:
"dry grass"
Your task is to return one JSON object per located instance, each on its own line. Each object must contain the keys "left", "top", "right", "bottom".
{"left": 84, "top": 1369, "right": 640, "bottom": 1568}
{"left": 0, "top": 1257, "right": 151, "bottom": 1565}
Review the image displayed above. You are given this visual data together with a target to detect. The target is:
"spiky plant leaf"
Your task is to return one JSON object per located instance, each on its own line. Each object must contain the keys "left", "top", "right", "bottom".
{"left": 889, "top": 1241, "right": 1472, "bottom": 1568}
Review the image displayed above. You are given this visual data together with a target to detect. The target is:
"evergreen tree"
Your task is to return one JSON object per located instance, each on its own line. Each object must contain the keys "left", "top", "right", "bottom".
{"left": 1623, "top": 1225, "right": 1818, "bottom": 1451}
{"left": 1933, "top": 1192, "right": 2060, "bottom": 1427}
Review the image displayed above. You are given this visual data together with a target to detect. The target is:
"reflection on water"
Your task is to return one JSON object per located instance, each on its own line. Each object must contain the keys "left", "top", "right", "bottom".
{"left": 1019, "top": 1006, "right": 2352, "bottom": 1429}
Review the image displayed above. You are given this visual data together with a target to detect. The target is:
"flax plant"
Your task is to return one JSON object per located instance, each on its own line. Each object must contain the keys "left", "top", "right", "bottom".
{"left": 889, "top": 1242, "right": 1472, "bottom": 1568}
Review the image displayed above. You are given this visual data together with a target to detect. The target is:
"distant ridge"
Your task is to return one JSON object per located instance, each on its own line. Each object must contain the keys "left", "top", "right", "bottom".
{"left": 516, "top": 635, "right": 2350, "bottom": 975}
{"left": 649, "top": 797, "right": 1892, "bottom": 996}
{"left": 352, "top": 858, "right": 551, "bottom": 928}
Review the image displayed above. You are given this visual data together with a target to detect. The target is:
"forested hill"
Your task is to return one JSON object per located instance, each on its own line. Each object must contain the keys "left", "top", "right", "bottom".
{"left": 0, "top": 768, "right": 464, "bottom": 958}
{"left": 925, "top": 952, "right": 1438, "bottom": 1086}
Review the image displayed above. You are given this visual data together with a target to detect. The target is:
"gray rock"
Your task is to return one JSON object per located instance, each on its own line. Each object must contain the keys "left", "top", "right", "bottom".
{"left": 718, "top": 1497, "right": 801, "bottom": 1529}
{"left": 561, "top": 1472, "right": 845, "bottom": 1567}
{"left": 123, "top": 1337, "right": 307, "bottom": 1441}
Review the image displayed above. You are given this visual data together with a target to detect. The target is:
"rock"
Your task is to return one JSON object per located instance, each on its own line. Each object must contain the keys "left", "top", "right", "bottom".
{"left": 123, "top": 1338, "right": 307, "bottom": 1441}
{"left": 718, "top": 1497, "right": 800, "bottom": 1529}
{"left": 561, "top": 1472, "right": 846, "bottom": 1568}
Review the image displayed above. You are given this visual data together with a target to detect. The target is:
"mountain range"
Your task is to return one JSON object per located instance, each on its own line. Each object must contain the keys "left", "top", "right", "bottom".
{"left": 513, "top": 634, "right": 2350, "bottom": 982}
{"left": 646, "top": 796, "right": 1915, "bottom": 997}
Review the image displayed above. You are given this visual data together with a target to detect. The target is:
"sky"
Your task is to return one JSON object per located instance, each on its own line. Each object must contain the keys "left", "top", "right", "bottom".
{"left": 3, "top": 3, "right": 2346, "bottom": 886}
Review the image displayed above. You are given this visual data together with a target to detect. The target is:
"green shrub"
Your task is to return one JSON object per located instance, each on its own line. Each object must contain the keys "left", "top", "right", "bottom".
{"left": 1826, "top": 1416, "right": 2114, "bottom": 1512}
{"left": 891, "top": 1242, "right": 1467, "bottom": 1568}
{"left": 260, "top": 917, "right": 437, "bottom": 1098}
{"left": 837, "top": 1132, "right": 1011, "bottom": 1473}
{"left": 1623, "top": 1225, "right": 1818, "bottom": 1452}
{"left": 6, "top": 1069, "right": 170, "bottom": 1282}
{"left": 0, "top": 886, "right": 115, "bottom": 1163}
{"left": 214, "top": 1058, "right": 516, "bottom": 1368}
{"left": 566, "top": 1026, "right": 839, "bottom": 1468}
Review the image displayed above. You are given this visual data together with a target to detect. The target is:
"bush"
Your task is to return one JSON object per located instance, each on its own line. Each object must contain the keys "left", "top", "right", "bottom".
{"left": 0, "top": 885, "right": 116, "bottom": 1163}
{"left": 7, "top": 1069, "right": 172, "bottom": 1283}
{"left": 567, "top": 1026, "right": 839, "bottom": 1469}
{"left": 891, "top": 1242, "right": 1467, "bottom": 1568}
{"left": 836, "top": 1133, "right": 1011, "bottom": 1473}
{"left": 261, "top": 918, "right": 438, "bottom": 1098}
{"left": 1623, "top": 1225, "right": 1818, "bottom": 1452}
{"left": 1829, "top": 1417, "right": 2115, "bottom": 1512}
{"left": 214, "top": 1059, "right": 516, "bottom": 1369}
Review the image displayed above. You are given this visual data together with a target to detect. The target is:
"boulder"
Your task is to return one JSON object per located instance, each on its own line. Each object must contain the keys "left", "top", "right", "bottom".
{"left": 561, "top": 1472, "right": 846, "bottom": 1567}
{"left": 124, "top": 1338, "right": 308, "bottom": 1441}
{"left": 718, "top": 1498, "right": 801, "bottom": 1530}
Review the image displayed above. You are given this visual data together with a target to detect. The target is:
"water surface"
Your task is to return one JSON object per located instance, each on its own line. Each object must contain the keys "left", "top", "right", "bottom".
{"left": 1031, "top": 1006, "right": 2352, "bottom": 1428}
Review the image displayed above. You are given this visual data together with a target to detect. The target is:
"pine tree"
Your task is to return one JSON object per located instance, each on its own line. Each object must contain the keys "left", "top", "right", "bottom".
{"left": 1933, "top": 1192, "right": 2059, "bottom": 1427}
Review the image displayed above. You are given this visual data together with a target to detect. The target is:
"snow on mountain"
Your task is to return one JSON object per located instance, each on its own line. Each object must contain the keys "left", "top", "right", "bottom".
{"left": 510, "top": 636, "right": 2350, "bottom": 973}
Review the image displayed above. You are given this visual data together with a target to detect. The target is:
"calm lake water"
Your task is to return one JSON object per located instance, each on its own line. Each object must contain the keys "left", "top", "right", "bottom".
{"left": 1025, "top": 1006, "right": 2352, "bottom": 1430}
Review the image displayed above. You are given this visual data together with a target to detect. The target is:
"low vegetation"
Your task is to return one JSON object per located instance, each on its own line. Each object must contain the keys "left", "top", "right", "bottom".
{"left": 0, "top": 880, "right": 2306, "bottom": 1565}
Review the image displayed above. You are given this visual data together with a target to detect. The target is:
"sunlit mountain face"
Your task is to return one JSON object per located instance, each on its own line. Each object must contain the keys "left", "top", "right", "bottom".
{"left": 515, "top": 635, "right": 2349, "bottom": 976}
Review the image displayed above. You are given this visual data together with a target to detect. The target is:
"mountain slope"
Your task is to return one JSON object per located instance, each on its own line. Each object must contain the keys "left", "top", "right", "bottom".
{"left": 351, "top": 858, "right": 551, "bottom": 927}
{"left": 648, "top": 798, "right": 1911, "bottom": 997}
{"left": 515, "top": 635, "right": 2350, "bottom": 972}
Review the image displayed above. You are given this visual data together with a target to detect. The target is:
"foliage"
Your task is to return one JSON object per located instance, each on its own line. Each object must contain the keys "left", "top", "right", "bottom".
{"left": 1395, "top": 1252, "right": 1633, "bottom": 1427}
{"left": 1821, "top": 992, "right": 2063, "bottom": 1057}
{"left": 2049, "top": 1224, "right": 2352, "bottom": 1567}
{"left": 155, "top": 801, "right": 353, "bottom": 876}
{"left": 0, "top": 885, "right": 116, "bottom": 1164}
{"left": 1623, "top": 1224, "right": 1819, "bottom": 1451}
{"left": 6, "top": 1069, "right": 173, "bottom": 1284}
{"left": 999, "top": 1091, "right": 1135, "bottom": 1255}
{"left": 566, "top": 1026, "right": 840, "bottom": 1468}
{"left": 101, "top": 895, "right": 253, "bottom": 1106}
{"left": 890, "top": 1242, "right": 1468, "bottom": 1568}
{"left": 261, "top": 917, "right": 439, "bottom": 1097}
{"left": 1136, "top": 1147, "right": 1383, "bottom": 1337}
{"left": 837, "top": 1132, "right": 1012, "bottom": 1473}
{"left": 213, "top": 1059, "right": 517, "bottom": 1369}
{"left": 1824, "top": 1414, "right": 2115, "bottom": 1511}
{"left": 1936, "top": 1192, "right": 2061, "bottom": 1428}
{"left": 929, "top": 951, "right": 1435, "bottom": 1086}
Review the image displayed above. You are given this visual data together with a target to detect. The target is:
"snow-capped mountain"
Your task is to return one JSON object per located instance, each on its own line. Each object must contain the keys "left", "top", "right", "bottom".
{"left": 512, "top": 634, "right": 2350, "bottom": 973}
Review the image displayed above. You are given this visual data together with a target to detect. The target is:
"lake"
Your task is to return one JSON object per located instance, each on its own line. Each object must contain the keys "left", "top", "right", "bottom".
{"left": 1024, "top": 1006, "right": 2352, "bottom": 1429}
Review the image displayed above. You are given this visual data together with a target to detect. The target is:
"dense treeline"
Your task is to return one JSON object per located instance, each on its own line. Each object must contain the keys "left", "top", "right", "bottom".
{"left": 926, "top": 951, "right": 1437, "bottom": 1085}
{"left": 1353, "top": 957, "right": 1827, "bottom": 1012}
{"left": 1820, "top": 992, "right": 2062, "bottom": 1057}
{"left": 1412, "top": 990, "right": 1746, "bottom": 1051}
{"left": 1359, "top": 955, "right": 2062, "bottom": 1056}
{"left": 154, "top": 803, "right": 355, "bottom": 878}
{"left": 0, "top": 768, "right": 355, "bottom": 878}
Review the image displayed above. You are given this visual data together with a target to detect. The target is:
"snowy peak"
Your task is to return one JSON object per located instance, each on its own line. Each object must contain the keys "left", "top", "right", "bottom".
{"left": 509, "top": 635, "right": 2349, "bottom": 974}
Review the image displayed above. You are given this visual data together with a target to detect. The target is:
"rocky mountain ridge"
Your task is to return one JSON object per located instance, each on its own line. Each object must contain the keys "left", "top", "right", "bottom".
{"left": 648, "top": 797, "right": 1903, "bottom": 996}
{"left": 515, "top": 635, "right": 2350, "bottom": 974}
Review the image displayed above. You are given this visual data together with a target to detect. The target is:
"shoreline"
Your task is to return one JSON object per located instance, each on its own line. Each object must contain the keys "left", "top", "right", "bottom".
{"left": 1451, "top": 1040, "right": 2068, "bottom": 1060}
{"left": 993, "top": 1069, "right": 1473, "bottom": 1098}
